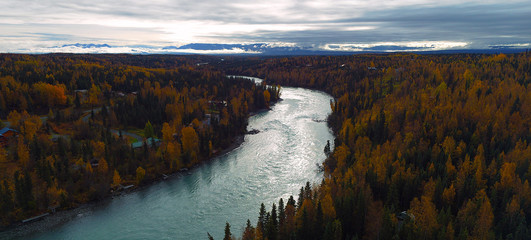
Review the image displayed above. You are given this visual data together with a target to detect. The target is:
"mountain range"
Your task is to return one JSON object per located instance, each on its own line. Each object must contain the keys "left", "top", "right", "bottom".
{"left": 32, "top": 43, "right": 529, "bottom": 55}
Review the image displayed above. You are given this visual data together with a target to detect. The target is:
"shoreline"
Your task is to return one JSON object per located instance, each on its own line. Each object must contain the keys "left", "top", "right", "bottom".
{"left": 0, "top": 134, "right": 247, "bottom": 239}
{"left": 0, "top": 86, "right": 280, "bottom": 239}
{"left": 0, "top": 104, "right": 267, "bottom": 239}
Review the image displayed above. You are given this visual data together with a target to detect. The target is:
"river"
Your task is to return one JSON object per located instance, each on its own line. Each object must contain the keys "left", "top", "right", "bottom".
{"left": 3, "top": 84, "right": 334, "bottom": 240}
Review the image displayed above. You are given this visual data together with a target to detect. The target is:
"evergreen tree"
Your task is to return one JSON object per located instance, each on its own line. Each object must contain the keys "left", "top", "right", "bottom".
{"left": 242, "top": 219, "right": 255, "bottom": 240}
{"left": 278, "top": 198, "right": 286, "bottom": 236}
{"left": 0, "top": 180, "right": 13, "bottom": 216}
{"left": 207, "top": 232, "right": 214, "bottom": 240}
{"left": 74, "top": 93, "right": 81, "bottom": 109}
{"left": 144, "top": 120, "right": 154, "bottom": 138}
{"left": 315, "top": 201, "right": 324, "bottom": 239}
{"left": 287, "top": 196, "right": 296, "bottom": 207}
{"left": 267, "top": 203, "right": 278, "bottom": 240}
{"left": 297, "top": 187, "right": 304, "bottom": 209}
{"left": 304, "top": 182, "right": 311, "bottom": 200}
{"left": 223, "top": 222, "right": 232, "bottom": 240}
{"left": 258, "top": 203, "right": 267, "bottom": 234}
{"left": 324, "top": 140, "right": 331, "bottom": 157}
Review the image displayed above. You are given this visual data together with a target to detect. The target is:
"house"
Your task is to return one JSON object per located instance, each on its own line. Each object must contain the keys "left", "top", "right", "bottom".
{"left": 203, "top": 113, "right": 220, "bottom": 126}
{"left": 131, "top": 137, "right": 161, "bottom": 149}
{"left": 74, "top": 89, "right": 89, "bottom": 103}
{"left": 0, "top": 127, "right": 18, "bottom": 147}
{"left": 208, "top": 100, "right": 227, "bottom": 108}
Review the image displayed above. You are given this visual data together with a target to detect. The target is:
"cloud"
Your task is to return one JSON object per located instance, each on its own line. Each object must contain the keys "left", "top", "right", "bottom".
{"left": 0, "top": 0, "right": 529, "bottom": 53}
{"left": 320, "top": 41, "right": 469, "bottom": 52}
{"left": 13, "top": 44, "right": 263, "bottom": 54}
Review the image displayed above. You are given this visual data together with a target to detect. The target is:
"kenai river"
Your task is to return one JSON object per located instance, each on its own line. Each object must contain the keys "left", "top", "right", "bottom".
{"left": 3, "top": 81, "right": 334, "bottom": 240}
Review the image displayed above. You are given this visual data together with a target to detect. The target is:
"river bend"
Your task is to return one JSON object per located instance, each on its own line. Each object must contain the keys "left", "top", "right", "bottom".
{"left": 5, "top": 84, "right": 333, "bottom": 240}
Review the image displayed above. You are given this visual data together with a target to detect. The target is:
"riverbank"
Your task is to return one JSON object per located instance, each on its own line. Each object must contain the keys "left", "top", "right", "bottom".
{"left": 0, "top": 100, "right": 275, "bottom": 238}
{"left": 1, "top": 85, "right": 332, "bottom": 240}
{"left": 0, "top": 136, "right": 248, "bottom": 240}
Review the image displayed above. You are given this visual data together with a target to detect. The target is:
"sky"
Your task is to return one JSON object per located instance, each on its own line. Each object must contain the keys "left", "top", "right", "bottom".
{"left": 0, "top": 0, "right": 530, "bottom": 54}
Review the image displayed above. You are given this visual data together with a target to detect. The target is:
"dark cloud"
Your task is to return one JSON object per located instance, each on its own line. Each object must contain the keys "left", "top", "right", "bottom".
{"left": 0, "top": 0, "right": 529, "bottom": 52}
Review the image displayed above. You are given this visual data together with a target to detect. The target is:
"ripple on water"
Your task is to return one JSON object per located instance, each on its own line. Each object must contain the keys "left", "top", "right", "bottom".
{"left": 7, "top": 85, "right": 334, "bottom": 240}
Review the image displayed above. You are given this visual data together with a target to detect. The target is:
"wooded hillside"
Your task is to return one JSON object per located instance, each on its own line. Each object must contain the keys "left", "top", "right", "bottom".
{"left": 0, "top": 54, "right": 280, "bottom": 226}
{"left": 226, "top": 52, "right": 531, "bottom": 240}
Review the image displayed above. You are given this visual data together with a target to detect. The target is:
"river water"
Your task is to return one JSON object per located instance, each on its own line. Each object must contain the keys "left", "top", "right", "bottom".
{"left": 5, "top": 84, "right": 333, "bottom": 240}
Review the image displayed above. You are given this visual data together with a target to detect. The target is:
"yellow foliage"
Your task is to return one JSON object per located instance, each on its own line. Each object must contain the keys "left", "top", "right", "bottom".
{"left": 500, "top": 162, "right": 517, "bottom": 190}
{"left": 445, "top": 156, "right": 456, "bottom": 177}
{"left": 333, "top": 144, "right": 350, "bottom": 172}
{"left": 181, "top": 126, "right": 199, "bottom": 155}
{"left": 92, "top": 141, "right": 105, "bottom": 159}
{"left": 97, "top": 158, "right": 109, "bottom": 175}
{"left": 32, "top": 82, "right": 67, "bottom": 107}
{"left": 340, "top": 119, "right": 355, "bottom": 147}
{"left": 473, "top": 190, "right": 494, "bottom": 240}
{"left": 112, "top": 170, "right": 122, "bottom": 187}
{"left": 47, "top": 181, "right": 67, "bottom": 206}
{"left": 409, "top": 195, "right": 439, "bottom": 236}
{"left": 220, "top": 108, "right": 229, "bottom": 126}
{"left": 263, "top": 90, "right": 271, "bottom": 107}
{"left": 321, "top": 193, "right": 336, "bottom": 220}
{"left": 85, "top": 162, "right": 93, "bottom": 173}
{"left": 231, "top": 97, "right": 241, "bottom": 117}
{"left": 136, "top": 166, "right": 146, "bottom": 184}
{"left": 7, "top": 110, "right": 22, "bottom": 129}
{"left": 17, "top": 137, "right": 30, "bottom": 168}
{"left": 442, "top": 184, "right": 456, "bottom": 205}
{"left": 161, "top": 122, "right": 174, "bottom": 143}
{"left": 88, "top": 83, "right": 102, "bottom": 106}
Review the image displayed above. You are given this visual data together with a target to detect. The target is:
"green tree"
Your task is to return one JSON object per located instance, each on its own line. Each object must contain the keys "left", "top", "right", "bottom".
{"left": 267, "top": 203, "right": 278, "bottom": 240}
{"left": 258, "top": 203, "right": 267, "bottom": 232}
{"left": 278, "top": 198, "right": 286, "bottom": 237}
{"left": 0, "top": 180, "right": 14, "bottom": 217}
{"left": 144, "top": 121, "right": 154, "bottom": 138}
{"left": 207, "top": 233, "right": 214, "bottom": 240}
{"left": 224, "top": 222, "right": 232, "bottom": 240}
{"left": 324, "top": 140, "right": 331, "bottom": 157}
{"left": 136, "top": 166, "right": 146, "bottom": 184}
{"left": 242, "top": 219, "right": 255, "bottom": 240}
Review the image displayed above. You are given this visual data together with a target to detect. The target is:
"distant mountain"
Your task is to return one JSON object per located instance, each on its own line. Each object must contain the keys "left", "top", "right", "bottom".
{"left": 163, "top": 43, "right": 263, "bottom": 50}
{"left": 29, "top": 43, "right": 529, "bottom": 55}
{"left": 61, "top": 43, "right": 112, "bottom": 48}
{"left": 162, "top": 43, "right": 313, "bottom": 55}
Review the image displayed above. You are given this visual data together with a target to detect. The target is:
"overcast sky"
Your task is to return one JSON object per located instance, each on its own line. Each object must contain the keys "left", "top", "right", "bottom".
{"left": 1, "top": 0, "right": 530, "bottom": 53}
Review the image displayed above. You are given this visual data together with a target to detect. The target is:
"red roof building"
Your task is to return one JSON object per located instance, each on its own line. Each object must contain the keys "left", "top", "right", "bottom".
{"left": 0, "top": 127, "right": 18, "bottom": 147}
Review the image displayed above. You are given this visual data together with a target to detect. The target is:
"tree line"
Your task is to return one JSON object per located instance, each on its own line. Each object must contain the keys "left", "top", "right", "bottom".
{"left": 0, "top": 54, "right": 279, "bottom": 226}
{"left": 221, "top": 52, "right": 531, "bottom": 240}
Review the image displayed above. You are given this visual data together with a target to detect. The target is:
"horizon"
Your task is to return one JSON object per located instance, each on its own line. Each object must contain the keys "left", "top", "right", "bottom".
{"left": 1, "top": 0, "right": 530, "bottom": 54}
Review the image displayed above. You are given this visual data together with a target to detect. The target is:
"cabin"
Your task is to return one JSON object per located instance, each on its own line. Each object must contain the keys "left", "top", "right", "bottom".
{"left": 203, "top": 113, "right": 220, "bottom": 126}
{"left": 208, "top": 100, "right": 227, "bottom": 108}
{"left": 74, "top": 89, "right": 89, "bottom": 103}
{"left": 131, "top": 137, "right": 161, "bottom": 149}
{"left": 0, "top": 127, "right": 18, "bottom": 147}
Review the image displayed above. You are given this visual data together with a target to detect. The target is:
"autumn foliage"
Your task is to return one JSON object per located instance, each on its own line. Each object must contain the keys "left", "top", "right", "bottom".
{"left": 228, "top": 52, "right": 531, "bottom": 240}
{"left": 0, "top": 54, "right": 279, "bottom": 225}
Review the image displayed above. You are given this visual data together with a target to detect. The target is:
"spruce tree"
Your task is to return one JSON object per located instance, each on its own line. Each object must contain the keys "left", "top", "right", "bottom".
{"left": 223, "top": 222, "right": 232, "bottom": 240}
{"left": 278, "top": 198, "right": 285, "bottom": 235}
{"left": 268, "top": 203, "right": 278, "bottom": 240}
{"left": 257, "top": 203, "right": 266, "bottom": 234}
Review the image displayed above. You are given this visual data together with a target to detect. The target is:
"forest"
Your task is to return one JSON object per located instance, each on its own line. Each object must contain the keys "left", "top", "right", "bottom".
{"left": 0, "top": 54, "right": 280, "bottom": 225}
{"left": 219, "top": 52, "right": 531, "bottom": 240}
{"left": 1, "top": 52, "right": 530, "bottom": 240}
